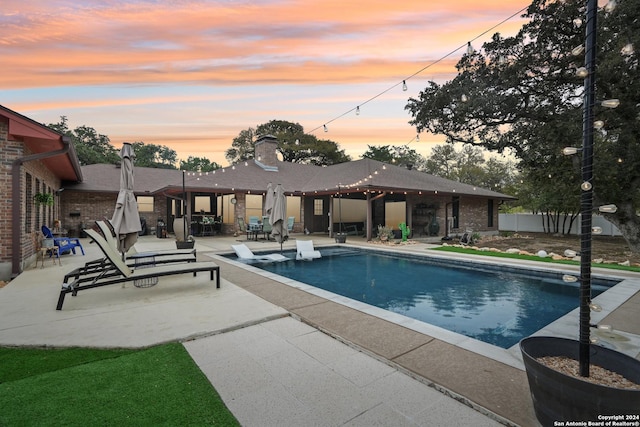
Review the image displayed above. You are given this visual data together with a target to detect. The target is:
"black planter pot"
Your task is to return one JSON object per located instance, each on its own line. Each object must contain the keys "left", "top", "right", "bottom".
{"left": 520, "top": 336, "right": 640, "bottom": 426}
{"left": 176, "top": 240, "right": 195, "bottom": 249}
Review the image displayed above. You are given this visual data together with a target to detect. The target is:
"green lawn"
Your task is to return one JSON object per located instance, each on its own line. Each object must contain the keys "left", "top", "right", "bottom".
{"left": 430, "top": 246, "right": 640, "bottom": 272}
{"left": 0, "top": 343, "right": 239, "bottom": 426}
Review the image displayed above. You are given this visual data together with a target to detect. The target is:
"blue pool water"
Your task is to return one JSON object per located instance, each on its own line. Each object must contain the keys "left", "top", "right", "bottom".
{"left": 238, "top": 247, "right": 614, "bottom": 348}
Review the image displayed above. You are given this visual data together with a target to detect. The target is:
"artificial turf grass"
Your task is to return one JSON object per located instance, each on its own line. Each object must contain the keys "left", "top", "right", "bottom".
{"left": 430, "top": 246, "right": 640, "bottom": 272}
{"left": 0, "top": 343, "right": 240, "bottom": 426}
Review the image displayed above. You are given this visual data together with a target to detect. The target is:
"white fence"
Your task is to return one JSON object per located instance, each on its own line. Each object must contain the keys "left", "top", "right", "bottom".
{"left": 499, "top": 213, "right": 621, "bottom": 236}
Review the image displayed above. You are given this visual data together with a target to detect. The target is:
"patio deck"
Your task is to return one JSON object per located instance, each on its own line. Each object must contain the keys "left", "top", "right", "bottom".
{"left": 1, "top": 233, "right": 638, "bottom": 426}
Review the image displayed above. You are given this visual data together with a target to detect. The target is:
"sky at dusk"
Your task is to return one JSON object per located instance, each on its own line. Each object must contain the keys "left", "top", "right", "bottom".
{"left": 2, "top": 0, "right": 532, "bottom": 166}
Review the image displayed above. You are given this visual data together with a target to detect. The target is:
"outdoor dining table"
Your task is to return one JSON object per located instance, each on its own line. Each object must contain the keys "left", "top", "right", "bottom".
{"left": 247, "top": 223, "right": 262, "bottom": 241}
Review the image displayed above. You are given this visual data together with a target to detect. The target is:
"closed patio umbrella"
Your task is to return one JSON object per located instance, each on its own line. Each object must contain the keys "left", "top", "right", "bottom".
{"left": 264, "top": 182, "right": 274, "bottom": 216}
{"left": 268, "top": 184, "right": 288, "bottom": 252}
{"left": 111, "top": 143, "right": 141, "bottom": 255}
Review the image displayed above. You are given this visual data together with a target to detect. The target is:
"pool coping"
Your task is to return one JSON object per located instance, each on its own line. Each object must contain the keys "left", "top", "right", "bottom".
{"left": 206, "top": 242, "right": 640, "bottom": 427}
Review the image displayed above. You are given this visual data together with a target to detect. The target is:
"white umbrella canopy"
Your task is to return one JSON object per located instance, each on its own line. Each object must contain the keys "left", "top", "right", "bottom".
{"left": 111, "top": 143, "right": 141, "bottom": 254}
{"left": 269, "top": 184, "right": 288, "bottom": 251}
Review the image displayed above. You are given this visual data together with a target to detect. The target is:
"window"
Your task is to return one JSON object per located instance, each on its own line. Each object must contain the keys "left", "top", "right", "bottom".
{"left": 314, "top": 199, "right": 323, "bottom": 216}
{"left": 385, "top": 201, "right": 406, "bottom": 228}
{"left": 488, "top": 199, "right": 494, "bottom": 227}
{"left": 35, "top": 178, "right": 41, "bottom": 230}
{"left": 452, "top": 196, "right": 460, "bottom": 229}
{"left": 217, "top": 195, "right": 236, "bottom": 224}
{"left": 137, "top": 196, "right": 154, "bottom": 212}
{"left": 194, "top": 196, "right": 212, "bottom": 213}
{"left": 246, "top": 194, "right": 263, "bottom": 222}
{"left": 25, "top": 173, "right": 33, "bottom": 233}
{"left": 286, "top": 196, "right": 300, "bottom": 221}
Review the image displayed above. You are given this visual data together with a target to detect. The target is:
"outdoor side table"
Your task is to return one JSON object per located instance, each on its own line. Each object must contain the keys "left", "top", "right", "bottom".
{"left": 133, "top": 254, "right": 158, "bottom": 288}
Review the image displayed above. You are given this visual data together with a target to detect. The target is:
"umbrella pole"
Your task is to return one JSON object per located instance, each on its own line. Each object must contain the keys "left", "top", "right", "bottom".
{"left": 182, "top": 171, "right": 187, "bottom": 240}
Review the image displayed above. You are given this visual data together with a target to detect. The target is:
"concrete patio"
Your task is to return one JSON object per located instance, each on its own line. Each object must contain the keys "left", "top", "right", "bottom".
{"left": 2, "top": 233, "right": 639, "bottom": 426}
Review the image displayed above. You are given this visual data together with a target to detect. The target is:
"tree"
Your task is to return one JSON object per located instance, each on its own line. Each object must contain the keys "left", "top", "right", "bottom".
{"left": 362, "top": 145, "right": 425, "bottom": 169}
{"left": 131, "top": 142, "right": 177, "bottom": 169}
{"left": 225, "top": 128, "right": 257, "bottom": 164}
{"left": 406, "top": 0, "right": 640, "bottom": 251}
{"left": 48, "top": 116, "right": 119, "bottom": 165}
{"left": 226, "top": 120, "right": 351, "bottom": 166}
{"left": 179, "top": 156, "right": 221, "bottom": 172}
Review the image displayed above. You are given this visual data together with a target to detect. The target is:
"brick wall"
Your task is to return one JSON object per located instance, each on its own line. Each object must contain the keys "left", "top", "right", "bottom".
{"left": 59, "top": 191, "right": 169, "bottom": 237}
{"left": 1, "top": 121, "right": 63, "bottom": 277}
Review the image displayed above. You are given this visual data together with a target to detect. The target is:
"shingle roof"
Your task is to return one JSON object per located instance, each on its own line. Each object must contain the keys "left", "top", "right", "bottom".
{"left": 65, "top": 158, "right": 515, "bottom": 200}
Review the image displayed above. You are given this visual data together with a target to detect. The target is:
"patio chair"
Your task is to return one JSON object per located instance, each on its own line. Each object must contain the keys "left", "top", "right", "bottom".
{"left": 296, "top": 240, "right": 321, "bottom": 260}
{"left": 42, "top": 225, "right": 85, "bottom": 256}
{"left": 459, "top": 230, "right": 473, "bottom": 246}
{"left": 231, "top": 244, "right": 288, "bottom": 262}
{"left": 261, "top": 216, "right": 272, "bottom": 240}
{"left": 56, "top": 228, "right": 220, "bottom": 310}
{"left": 237, "top": 217, "right": 249, "bottom": 239}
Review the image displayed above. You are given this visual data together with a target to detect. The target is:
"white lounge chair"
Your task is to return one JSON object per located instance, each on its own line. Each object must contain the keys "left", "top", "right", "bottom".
{"left": 231, "top": 244, "right": 288, "bottom": 262}
{"left": 296, "top": 240, "right": 321, "bottom": 260}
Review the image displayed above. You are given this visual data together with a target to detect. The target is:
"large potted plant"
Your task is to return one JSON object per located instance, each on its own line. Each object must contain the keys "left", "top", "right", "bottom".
{"left": 520, "top": 1, "right": 640, "bottom": 424}
{"left": 520, "top": 337, "right": 640, "bottom": 425}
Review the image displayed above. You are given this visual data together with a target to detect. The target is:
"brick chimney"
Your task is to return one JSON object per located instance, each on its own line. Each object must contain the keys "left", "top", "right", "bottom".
{"left": 254, "top": 134, "right": 279, "bottom": 168}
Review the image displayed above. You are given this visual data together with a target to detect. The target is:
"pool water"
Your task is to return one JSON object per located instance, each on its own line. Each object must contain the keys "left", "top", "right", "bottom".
{"left": 244, "top": 248, "right": 613, "bottom": 348}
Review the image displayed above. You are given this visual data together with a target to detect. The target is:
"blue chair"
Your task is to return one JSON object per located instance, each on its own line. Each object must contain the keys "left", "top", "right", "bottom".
{"left": 42, "top": 225, "right": 85, "bottom": 256}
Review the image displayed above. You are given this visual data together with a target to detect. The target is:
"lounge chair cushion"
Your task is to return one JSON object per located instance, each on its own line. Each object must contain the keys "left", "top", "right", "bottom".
{"left": 296, "top": 240, "right": 321, "bottom": 260}
{"left": 231, "top": 244, "right": 288, "bottom": 262}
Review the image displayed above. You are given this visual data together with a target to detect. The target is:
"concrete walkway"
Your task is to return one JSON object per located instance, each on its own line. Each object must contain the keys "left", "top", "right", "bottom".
{"left": 2, "top": 233, "right": 639, "bottom": 426}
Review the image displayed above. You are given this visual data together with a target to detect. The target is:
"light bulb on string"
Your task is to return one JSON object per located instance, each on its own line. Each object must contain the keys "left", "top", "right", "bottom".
{"left": 576, "top": 67, "right": 588, "bottom": 78}
{"left": 402, "top": 80, "right": 407, "bottom": 91}
{"left": 571, "top": 45, "right": 585, "bottom": 56}
{"left": 356, "top": 106, "right": 360, "bottom": 115}
{"left": 594, "top": 120, "right": 604, "bottom": 130}
{"left": 461, "top": 94, "right": 468, "bottom": 103}
{"left": 466, "top": 41, "right": 474, "bottom": 55}
{"left": 323, "top": 124, "right": 328, "bottom": 132}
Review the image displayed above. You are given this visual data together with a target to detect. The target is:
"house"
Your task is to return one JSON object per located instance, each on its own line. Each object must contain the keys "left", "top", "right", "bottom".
{"left": 1, "top": 106, "right": 515, "bottom": 281}
{"left": 0, "top": 105, "right": 82, "bottom": 279}
{"left": 60, "top": 135, "right": 514, "bottom": 243}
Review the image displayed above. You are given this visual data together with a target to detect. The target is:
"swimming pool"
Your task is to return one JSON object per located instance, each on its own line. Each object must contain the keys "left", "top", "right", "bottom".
{"left": 234, "top": 247, "right": 616, "bottom": 349}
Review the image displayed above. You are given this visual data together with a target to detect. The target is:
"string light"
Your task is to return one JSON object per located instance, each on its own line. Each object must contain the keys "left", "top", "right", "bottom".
{"left": 306, "top": 5, "right": 529, "bottom": 136}
{"left": 356, "top": 106, "right": 360, "bottom": 115}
